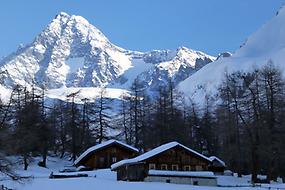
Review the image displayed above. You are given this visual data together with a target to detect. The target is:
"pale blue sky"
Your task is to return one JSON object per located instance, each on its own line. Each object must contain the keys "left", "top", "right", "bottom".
{"left": 0, "top": 0, "right": 284, "bottom": 58}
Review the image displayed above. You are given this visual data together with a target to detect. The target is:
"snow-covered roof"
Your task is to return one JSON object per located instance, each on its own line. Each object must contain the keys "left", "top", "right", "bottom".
{"left": 209, "top": 156, "right": 226, "bottom": 167}
{"left": 148, "top": 170, "right": 215, "bottom": 178}
{"left": 74, "top": 140, "right": 139, "bottom": 166}
{"left": 111, "top": 141, "right": 211, "bottom": 170}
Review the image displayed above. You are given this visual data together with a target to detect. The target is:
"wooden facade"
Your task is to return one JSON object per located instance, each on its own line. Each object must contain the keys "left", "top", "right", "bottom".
{"left": 208, "top": 156, "right": 226, "bottom": 175}
{"left": 116, "top": 162, "right": 147, "bottom": 181}
{"left": 112, "top": 142, "right": 213, "bottom": 181}
{"left": 74, "top": 140, "right": 138, "bottom": 169}
{"left": 143, "top": 145, "right": 211, "bottom": 172}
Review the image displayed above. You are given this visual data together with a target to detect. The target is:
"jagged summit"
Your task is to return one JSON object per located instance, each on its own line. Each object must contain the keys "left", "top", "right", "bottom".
{"left": 55, "top": 11, "right": 70, "bottom": 18}
{"left": 39, "top": 11, "right": 110, "bottom": 50}
{"left": 0, "top": 12, "right": 214, "bottom": 100}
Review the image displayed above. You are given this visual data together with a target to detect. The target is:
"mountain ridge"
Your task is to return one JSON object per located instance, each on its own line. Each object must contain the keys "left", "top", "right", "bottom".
{"left": 0, "top": 12, "right": 215, "bottom": 100}
{"left": 178, "top": 5, "right": 285, "bottom": 104}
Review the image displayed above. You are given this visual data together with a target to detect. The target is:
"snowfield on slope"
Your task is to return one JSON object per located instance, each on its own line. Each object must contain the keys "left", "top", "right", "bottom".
{"left": 178, "top": 5, "right": 285, "bottom": 105}
{"left": 46, "top": 87, "right": 130, "bottom": 103}
{"left": 1, "top": 156, "right": 285, "bottom": 190}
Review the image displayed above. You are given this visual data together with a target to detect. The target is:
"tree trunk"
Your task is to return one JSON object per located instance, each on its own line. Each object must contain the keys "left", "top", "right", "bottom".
{"left": 24, "top": 156, "right": 28, "bottom": 170}
{"left": 41, "top": 148, "right": 47, "bottom": 168}
{"left": 251, "top": 143, "right": 258, "bottom": 183}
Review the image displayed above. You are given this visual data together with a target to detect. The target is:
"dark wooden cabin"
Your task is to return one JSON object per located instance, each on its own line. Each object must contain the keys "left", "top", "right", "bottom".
{"left": 208, "top": 156, "right": 226, "bottom": 175}
{"left": 74, "top": 140, "right": 139, "bottom": 169}
{"left": 111, "top": 141, "right": 212, "bottom": 181}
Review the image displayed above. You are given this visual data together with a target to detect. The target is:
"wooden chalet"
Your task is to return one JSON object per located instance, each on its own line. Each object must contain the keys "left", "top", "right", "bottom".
{"left": 74, "top": 140, "right": 139, "bottom": 169}
{"left": 111, "top": 141, "right": 213, "bottom": 181}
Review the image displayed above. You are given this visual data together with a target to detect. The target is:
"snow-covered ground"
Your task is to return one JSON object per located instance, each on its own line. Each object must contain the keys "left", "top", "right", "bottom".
{"left": 1, "top": 156, "right": 285, "bottom": 190}
{"left": 0, "top": 84, "right": 11, "bottom": 103}
{"left": 108, "top": 57, "right": 154, "bottom": 89}
{"left": 46, "top": 87, "right": 130, "bottom": 103}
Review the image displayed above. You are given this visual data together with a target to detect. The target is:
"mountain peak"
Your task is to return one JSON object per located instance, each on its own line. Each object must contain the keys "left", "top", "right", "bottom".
{"left": 52, "top": 12, "right": 92, "bottom": 29}
{"left": 177, "top": 46, "right": 189, "bottom": 51}
{"left": 55, "top": 12, "right": 70, "bottom": 19}
{"left": 175, "top": 46, "right": 215, "bottom": 63}
{"left": 39, "top": 12, "right": 110, "bottom": 51}
{"left": 52, "top": 12, "right": 71, "bottom": 26}
{"left": 0, "top": 12, "right": 214, "bottom": 96}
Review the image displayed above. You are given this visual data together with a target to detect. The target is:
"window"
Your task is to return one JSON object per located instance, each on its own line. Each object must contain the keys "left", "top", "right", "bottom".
{"left": 172, "top": 164, "right": 178, "bottom": 171}
{"left": 196, "top": 165, "right": 202, "bottom": 171}
{"left": 149, "top": 163, "right": 156, "bottom": 170}
{"left": 193, "top": 181, "right": 199, "bottom": 185}
{"left": 112, "top": 157, "right": 117, "bottom": 163}
{"left": 161, "top": 164, "right": 168, "bottom": 170}
{"left": 183, "top": 165, "right": 191, "bottom": 171}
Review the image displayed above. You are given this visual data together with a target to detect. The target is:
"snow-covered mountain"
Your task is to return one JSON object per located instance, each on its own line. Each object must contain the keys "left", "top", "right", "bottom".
{"left": 0, "top": 12, "right": 215, "bottom": 100}
{"left": 179, "top": 5, "right": 285, "bottom": 104}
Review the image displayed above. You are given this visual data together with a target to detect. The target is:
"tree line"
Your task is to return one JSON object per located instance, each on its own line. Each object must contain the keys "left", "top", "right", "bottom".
{"left": 0, "top": 62, "right": 285, "bottom": 182}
